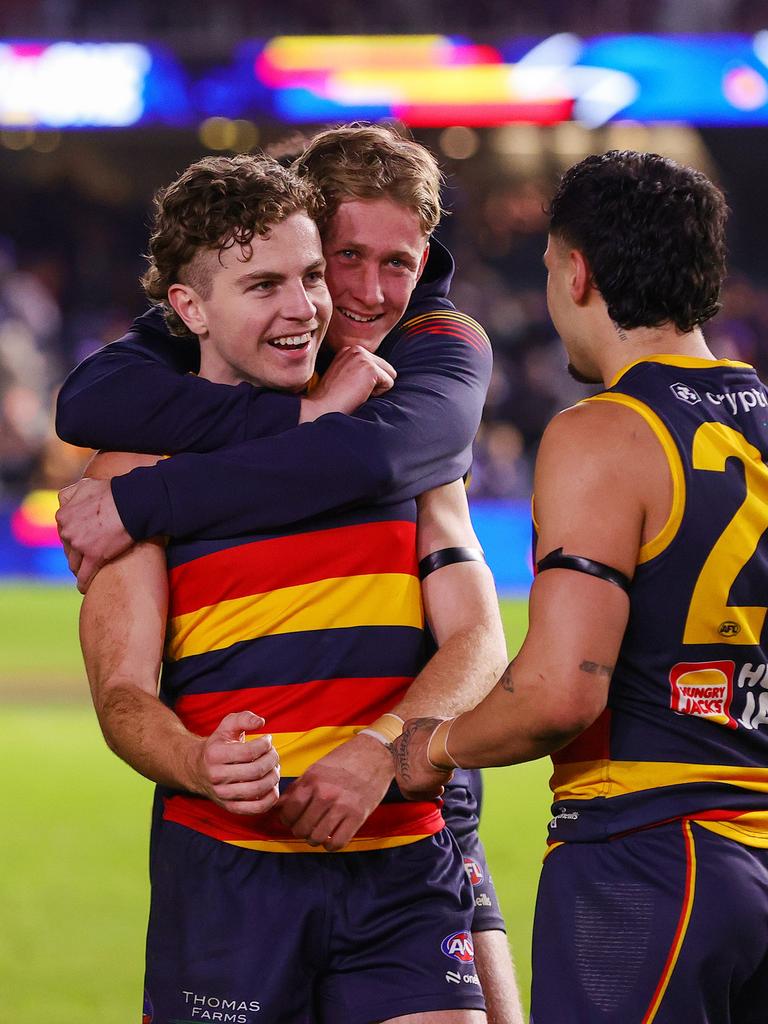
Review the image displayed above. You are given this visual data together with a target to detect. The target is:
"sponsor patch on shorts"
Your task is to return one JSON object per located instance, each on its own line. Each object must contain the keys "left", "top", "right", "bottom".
{"left": 463, "top": 856, "right": 484, "bottom": 886}
{"left": 441, "top": 930, "right": 475, "bottom": 963}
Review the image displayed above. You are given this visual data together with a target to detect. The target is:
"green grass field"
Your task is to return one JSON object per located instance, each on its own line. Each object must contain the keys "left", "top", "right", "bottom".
{"left": 0, "top": 583, "right": 551, "bottom": 1022}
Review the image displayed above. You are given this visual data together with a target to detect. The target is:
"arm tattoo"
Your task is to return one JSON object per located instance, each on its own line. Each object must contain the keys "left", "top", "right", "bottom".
{"left": 390, "top": 717, "right": 441, "bottom": 784}
{"left": 579, "top": 660, "right": 614, "bottom": 679}
{"left": 500, "top": 666, "right": 515, "bottom": 693}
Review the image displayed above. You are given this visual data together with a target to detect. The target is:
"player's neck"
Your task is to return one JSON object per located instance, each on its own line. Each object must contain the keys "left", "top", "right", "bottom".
{"left": 600, "top": 324, "right": 715, "bottom": 386}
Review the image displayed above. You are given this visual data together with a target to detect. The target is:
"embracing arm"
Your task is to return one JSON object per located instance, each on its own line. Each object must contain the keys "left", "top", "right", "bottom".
{"left": 55, "top": 309, "right": 301, "bottom": 453}
{"left": 80, "top": 451, "right": 280, "bottom": 812}
{"left": 108, "top": 315, "right": 492, "bottom": 541}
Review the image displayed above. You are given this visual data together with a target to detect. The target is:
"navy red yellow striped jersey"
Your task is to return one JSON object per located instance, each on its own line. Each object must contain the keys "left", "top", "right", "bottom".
{"left": 543, "top": 356, "right": 768, "bottom": 847}
{"left": 159, "top": 501, "right": 444, "bottom": 852}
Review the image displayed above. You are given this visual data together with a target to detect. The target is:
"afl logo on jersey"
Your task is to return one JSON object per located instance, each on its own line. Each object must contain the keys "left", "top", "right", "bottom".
{"left": 719, "top": 621, "right": 741, "bottom": 637}
{"left": 442, "top": 931, "right": 475, "bottom": 963}
{"left": 670, "top": 382, "right": 702, "bottom": 405}
{"left": 463, "top": 857, "right": 484, "bottom": 886}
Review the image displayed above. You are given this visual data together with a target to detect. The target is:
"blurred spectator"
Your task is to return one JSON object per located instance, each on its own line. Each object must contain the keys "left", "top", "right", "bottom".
{"left": 470, "top": 423, "right": 532, "bottom": 500}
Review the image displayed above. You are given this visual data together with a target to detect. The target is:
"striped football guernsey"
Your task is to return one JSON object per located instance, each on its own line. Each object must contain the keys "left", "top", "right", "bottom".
{"left": 543, "top": 357, "right": 768, "bottom": 848}
{"left": 159, "top": 499, "right": 444, "bottom": 852}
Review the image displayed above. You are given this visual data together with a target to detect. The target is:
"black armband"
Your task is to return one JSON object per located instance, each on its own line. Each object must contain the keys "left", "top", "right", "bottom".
{"left": 536, "top": 547, "right": 631, "bottom": 593}
{"left": 419, "top": 546, "right": 486, "bottom": 581}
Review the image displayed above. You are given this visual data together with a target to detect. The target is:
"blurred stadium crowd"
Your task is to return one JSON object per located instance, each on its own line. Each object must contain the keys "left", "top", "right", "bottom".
{"left": 1, "top": 0, "right": 764, "bottom": 43}
{"left": 1, "top": 159, "right": 767, "bottom": 505}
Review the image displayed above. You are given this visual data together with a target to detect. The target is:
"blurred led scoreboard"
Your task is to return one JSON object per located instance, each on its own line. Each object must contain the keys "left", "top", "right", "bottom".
{"left": 2, "top": 33, "right": 768, "bottom": 129}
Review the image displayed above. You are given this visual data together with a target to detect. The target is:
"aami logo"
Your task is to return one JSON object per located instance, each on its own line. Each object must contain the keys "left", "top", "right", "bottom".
{"left": 669, "top": 661, "right": 737, "bottom": 729}
{"left": 670, "top": 382, "right": 701, "bottom": 405}
{"left": 463, "top": 857, "right": 484, "bottom": 887}
{"left": 441, "top": 930, "right": 475, "bottom": 964}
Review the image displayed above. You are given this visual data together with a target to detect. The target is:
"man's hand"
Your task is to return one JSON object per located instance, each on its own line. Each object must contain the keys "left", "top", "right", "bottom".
{"left": 192, "top": 711, "right": 280, "bottom": 816}
{"left": 276, "top": 733, "right": 394, "bottom": 851}
{"left": 391, "top": 717, "right": 454, "bottom": 801}
{"left": 299, "top": 345, "right": 396, "bottom": 423}
{"left": 56, "top": 478, "right": 133, "bottom": 593}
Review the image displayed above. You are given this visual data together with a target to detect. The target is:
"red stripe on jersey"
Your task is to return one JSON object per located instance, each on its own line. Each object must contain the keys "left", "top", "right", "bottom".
{"left": 164, "top": 793, "right": 443, "bottom": 843}
{"left": 169, "top": 519, "right": 418, "bottom": 617}
{"left": 175, "top": 676, "right": 413, "bottom": 735}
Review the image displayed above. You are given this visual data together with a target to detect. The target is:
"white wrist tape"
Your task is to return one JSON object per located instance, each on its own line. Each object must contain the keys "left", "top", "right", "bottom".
{"left": 427, "top": 718, "right": 461, "bottom": 771}
{"left": 358, "top": 712, "right": 404, "bottom": 745}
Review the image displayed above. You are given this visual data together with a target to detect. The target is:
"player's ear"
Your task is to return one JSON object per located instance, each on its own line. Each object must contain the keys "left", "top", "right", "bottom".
{"left": 416, "top": 242, "right": 430, "bottom": 281}
{"left": 568, "top": 248, "right": 592, "bottom": 305}
{"left": 168, "top": 283, "right": 208, "bottom": 336}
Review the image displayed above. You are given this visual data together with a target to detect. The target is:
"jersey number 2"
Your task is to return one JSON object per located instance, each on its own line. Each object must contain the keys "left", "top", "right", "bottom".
{"left": 684, "top": 422, "right": 768, "bottom": 646}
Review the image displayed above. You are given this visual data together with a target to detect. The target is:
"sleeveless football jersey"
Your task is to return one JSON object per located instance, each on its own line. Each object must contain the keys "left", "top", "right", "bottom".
{"left": 547, "top": 356, "right": 768, "bottom": 847}
{"left": 158, "top": 500, "right": 444, "bottom": 852}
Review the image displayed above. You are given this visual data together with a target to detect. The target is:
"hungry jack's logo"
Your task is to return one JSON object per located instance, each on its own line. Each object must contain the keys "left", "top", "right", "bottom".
{"left": 669, "top": 661, "right": 737, "bottom": 729}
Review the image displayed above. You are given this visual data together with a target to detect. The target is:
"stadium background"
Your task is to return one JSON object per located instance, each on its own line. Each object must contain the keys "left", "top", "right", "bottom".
{"left": 2, "top": 2, "right": 768, "bottom": 1019}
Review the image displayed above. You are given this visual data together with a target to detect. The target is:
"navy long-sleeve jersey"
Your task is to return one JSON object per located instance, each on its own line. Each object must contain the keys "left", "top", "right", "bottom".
{"left": 56, "top": 239, "right": 492, "bottom": 540}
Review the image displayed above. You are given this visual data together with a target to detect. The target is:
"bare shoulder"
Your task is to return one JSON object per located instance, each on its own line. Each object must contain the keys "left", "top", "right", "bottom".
{"left": 84, "top": 451, "right": 163, "bottom": 481}
{"left": 534, "top": 399, "right": 667, "bottom": 575}
{"left": 540, "top": 397, "right": 659, "bottom": 459}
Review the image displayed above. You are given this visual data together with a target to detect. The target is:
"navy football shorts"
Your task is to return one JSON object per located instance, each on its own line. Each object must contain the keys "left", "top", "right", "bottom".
{"left": 143, "top": 820, "right": 485, "bottom": 1024}
{"left": 443, "top": 769, "right": 507, "bottom": 934}
{"left": 531, "top": 819, "right": 768, "bottom": 1023}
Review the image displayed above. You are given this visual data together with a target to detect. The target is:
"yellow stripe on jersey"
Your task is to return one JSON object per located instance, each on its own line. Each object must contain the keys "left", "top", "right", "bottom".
{"left": 167, "top": 572, "right": 423, "bottom": 661}
{"left": 552, "top": 758, "right": 768, "bottom": 802}
{"left": 243, "top": 726, "right": 359, "bottom": 777}
{"left": 584, "top": 392, "right": 686, "bottom": 563}
{"left": 609, "top": 355, "right": 753, "bottom": 389}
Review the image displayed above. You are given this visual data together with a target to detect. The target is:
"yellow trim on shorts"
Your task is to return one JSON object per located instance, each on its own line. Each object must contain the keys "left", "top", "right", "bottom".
{"left": 694, "top": 814, "right": 768, "bottom": 848}
{"left": 582, "top": 392, "right": 685, "bottom": 563}
{"left": 641, "top": 820, "right": 697, "bottom": 1023}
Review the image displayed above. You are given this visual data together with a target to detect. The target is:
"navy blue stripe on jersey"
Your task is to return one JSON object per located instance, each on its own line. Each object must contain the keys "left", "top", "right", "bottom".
{"left": 160, "top": 625, "right": 428, "bottom": 701}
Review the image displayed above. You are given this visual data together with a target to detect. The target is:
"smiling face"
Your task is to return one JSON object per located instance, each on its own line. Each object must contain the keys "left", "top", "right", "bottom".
{"left": 174, "top": 212, "right": 332, "bottom": 392}
{"left": 321, "top": 197, "right": 430, "bottom": 353}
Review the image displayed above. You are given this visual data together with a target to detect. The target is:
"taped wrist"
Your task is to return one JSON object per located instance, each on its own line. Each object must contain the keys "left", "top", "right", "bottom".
{"left": 358, "top": 712, "right": 404, "bottom": 746}
{"left": 427, "top": 718, "right": 461, "bottom": 771}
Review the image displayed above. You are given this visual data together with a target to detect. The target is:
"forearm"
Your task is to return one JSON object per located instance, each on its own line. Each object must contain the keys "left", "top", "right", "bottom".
{"left": 392, "top": 620, "right": 507, "bottom": 721}
{"left": 111, "top": 332, "right": 490, "bottom": 541}
{"left": 446, "top": 667, "right": 582, "bottom": 769}
{"left": 93, "top": 678, "right": 206, "bottom": 792}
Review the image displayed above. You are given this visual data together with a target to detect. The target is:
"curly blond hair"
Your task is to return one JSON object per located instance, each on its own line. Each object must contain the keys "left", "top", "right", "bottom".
{"left": 141, "top": 154, "right": 323, "bottom": 335}
{"left": 292, "top": 123, "right": 444, "bottom": 236}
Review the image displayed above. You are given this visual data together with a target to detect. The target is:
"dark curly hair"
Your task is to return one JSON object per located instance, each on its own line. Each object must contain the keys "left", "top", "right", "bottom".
{"left": 142, "top": 154, "right": 323, "bottom": 335}
{"left": 548, "top": 150, "right": 728, "bottom": 333}
{"left": 292, "top": 123, "right": 444, "bottom": 236}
